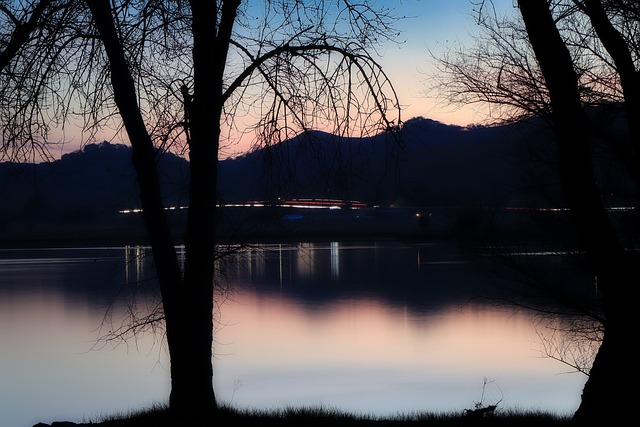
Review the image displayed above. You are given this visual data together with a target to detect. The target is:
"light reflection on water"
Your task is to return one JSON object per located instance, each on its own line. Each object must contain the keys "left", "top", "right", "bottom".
{"left": 0, "top": 242, "right": 587, "bottom": 427}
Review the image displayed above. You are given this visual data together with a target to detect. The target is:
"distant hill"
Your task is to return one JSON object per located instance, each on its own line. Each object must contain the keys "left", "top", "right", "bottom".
{"left": 217, "top": 116, "right": 563, "bottom": 207}
{"left": 0, "top": 142, "right": 190, "bottom": 244}
{"left": 0, "top": 114, "right": 633, "bottom": 245}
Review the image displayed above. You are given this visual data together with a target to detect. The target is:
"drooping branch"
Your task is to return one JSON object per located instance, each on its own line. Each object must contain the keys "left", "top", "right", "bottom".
{"left": 224, "top": 41, "right": 400, "bottom": 138}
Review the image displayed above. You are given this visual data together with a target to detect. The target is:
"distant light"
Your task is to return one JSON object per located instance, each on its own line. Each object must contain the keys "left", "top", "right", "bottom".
{"left": 118, "top": 199, "right": 369, "bottom": 214}
{"left": 118, "top": 208, "right": 144, "bottom": 214}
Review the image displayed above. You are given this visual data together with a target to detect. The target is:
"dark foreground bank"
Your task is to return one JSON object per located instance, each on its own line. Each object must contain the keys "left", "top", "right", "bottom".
{"left": 33, "top": 405, "right": 572, "bottom": 427}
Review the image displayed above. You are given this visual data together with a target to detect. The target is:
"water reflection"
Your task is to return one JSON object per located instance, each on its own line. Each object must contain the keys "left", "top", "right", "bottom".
{"left": 216, "top": 241, "right": 482, "bottom": 314}
{"left": 0, "top": 247, "right": 168, "bottom": 427}
{"left": 213, "top": 290, "right": 585, "bottom": 416}
{"left": 0, "top": 242, "right": 588, "bottom": 427}
{"left": 209, "top": 241, "right": 587, "bottom": 415}
{"left": 330, "top": 241, "right": 339, "bottom": 280}
{"left": 124, "top": 245, "right": 145, "bottom": 284}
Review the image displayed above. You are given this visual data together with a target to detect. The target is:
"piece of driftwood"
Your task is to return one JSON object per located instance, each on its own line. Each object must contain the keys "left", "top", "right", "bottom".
{"left": 464, "top": 404, "right": 497, "bottom": 418}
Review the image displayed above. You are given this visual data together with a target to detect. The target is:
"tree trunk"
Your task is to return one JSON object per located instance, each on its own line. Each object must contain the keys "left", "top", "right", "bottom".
{"left": 168, "top": 0, "right": 220, "bottom": 411}
{"left": 165, "top": 0, "right": 241, "bottom": 417}
{"left": 86, "top": 0, "right": 212, "bottom": 419}
{"left": 517, "top": 1, "right": 639, "bottom": 424}
{"left": 89, "top": 0, "right": 244, "bottom": 418}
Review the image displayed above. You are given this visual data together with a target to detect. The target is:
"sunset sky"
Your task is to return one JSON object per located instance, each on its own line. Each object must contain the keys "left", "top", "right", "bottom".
{"left": 377, "top": 0, "right": 516, "bottom": 127}
{"left": 57, "top": 0, "right": 518, "bottom": 158}
{"left": 216, "top": 0, "right": 517, "bottom": 156}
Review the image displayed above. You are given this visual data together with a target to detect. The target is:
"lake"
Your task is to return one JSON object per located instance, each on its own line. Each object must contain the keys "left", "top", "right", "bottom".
{"left": 0, "top": 240, "right": 588, "bottom": 427}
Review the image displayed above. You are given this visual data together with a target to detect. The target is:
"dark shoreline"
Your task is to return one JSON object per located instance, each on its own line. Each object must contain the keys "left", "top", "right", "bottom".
{"left": 3, "top": 203, "right": 594, "bottom": 250}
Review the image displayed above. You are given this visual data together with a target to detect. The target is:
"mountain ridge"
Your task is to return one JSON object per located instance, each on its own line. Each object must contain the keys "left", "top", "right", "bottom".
{"left": 1, "top": 114, "right": 629, "bottom": 244}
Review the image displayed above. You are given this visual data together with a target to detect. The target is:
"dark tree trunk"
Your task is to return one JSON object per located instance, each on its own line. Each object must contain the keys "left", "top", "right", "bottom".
{"left": 166, "top": 0, "right": 240, "bottom": 416}
{"left": 86, "top": 0, "right": 214, "bottom": 419}
{"left": 167, "top": 0, "right": 221, "bottom": 416}
{"left": 88, "top": 0, "right": 243, "bottom": 418}
{"left": 518, "top": 1, "right": 639, "bottom": 424}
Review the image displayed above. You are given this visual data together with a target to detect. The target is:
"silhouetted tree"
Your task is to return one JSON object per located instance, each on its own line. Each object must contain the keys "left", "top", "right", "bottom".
{"left": 518, "top": 1, "right": 639, "bottom": 424}
{"left": 431, "top": 0, "right": 639, "bottom": 423}
{"left": 0, "top": 0, "right": 401, "bottom": 419}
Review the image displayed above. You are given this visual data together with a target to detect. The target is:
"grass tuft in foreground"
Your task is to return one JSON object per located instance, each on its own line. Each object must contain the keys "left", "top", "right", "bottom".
{"left": 40, "top": 404, "right": 573, "bottom": 427}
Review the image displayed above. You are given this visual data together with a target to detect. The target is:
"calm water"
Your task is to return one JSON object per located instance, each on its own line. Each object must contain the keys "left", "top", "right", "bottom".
{"left": 0, "top": 241, "right": 587, "bottom": 427}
